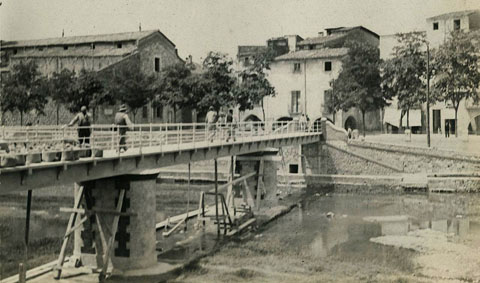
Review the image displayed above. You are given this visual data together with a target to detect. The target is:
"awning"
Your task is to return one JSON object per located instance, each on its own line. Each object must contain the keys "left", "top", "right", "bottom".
{"left": 383, "top": 108, "right": 402, "bottom": 127}
{"left": 401, "top": 110, "right": 422, "bottom": 127}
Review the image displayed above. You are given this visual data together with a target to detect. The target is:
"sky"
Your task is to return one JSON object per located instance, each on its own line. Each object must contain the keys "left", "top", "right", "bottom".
{"left": 1, "top": 0, "right": 479, "bottom": 61}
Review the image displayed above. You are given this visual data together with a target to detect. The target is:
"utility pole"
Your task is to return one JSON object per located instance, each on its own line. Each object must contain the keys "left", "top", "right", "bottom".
{"left": 426, "top": 43, "right": 431, "bottom": 147}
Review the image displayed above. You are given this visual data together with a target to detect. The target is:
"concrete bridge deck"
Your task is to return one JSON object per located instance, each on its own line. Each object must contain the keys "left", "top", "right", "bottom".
{"left": 0, "top": 121, "right": 321, "bottom": 194}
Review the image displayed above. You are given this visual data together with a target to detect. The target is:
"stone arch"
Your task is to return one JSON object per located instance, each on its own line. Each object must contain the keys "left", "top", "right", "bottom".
{"left": 468, "top": 114, "right": 480, "bottom": 135}
{"left": 344, "top": 116, "right": 357, "bottom": 130}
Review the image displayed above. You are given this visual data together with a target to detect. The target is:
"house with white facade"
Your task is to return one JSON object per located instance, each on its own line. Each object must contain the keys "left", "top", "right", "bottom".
{"left": 426, "top": 10, "right": 480, "bottom": 136}
{"left": 261, "top": 26, "right": 383, "bottom": 133}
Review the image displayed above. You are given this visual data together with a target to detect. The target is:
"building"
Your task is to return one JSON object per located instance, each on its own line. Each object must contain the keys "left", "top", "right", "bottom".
{"left": 0, "top": 29, "right": 184, "bottom": 125}
{"left": 426, "top": 10, "right": 480, "bottom": 136}
{"left": 260, "top": 26, "right": 382, "bottom": 133}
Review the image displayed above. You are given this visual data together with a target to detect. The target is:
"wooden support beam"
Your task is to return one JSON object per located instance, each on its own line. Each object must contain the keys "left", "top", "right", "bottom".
{"left": 59, "top": 207, "right": 136, "bottom": 216}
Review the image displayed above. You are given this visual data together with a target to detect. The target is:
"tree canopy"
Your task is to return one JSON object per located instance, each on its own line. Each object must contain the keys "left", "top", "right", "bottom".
{"left": 433, "top": 31, "right": 480, "bottom": 136}
{"left": 49, "top": 68, "right": 77, "bottom": 124}
{"left": 330, "top": 41, "right": 387, "bottom": 136}
{"left": 1, "top": 61, "right": 49, "bottom": 125}
{"left": 105, "top": 60, "right": 156, "bottom": 122}
{"left": 382, "top": 32, "right": 427, "bottom": 128}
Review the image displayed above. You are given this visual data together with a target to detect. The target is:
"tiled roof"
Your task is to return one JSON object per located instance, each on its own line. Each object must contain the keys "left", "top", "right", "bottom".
{"left": 11, "top": 45, "right": 137, "bottom": 58}
{"left": 274, "top": 48, "right": 348, "bottom": 61}
{"left": 427, "top": 10, "right": 479, "bottom": 21}
{"left": 1, "top": 30, "right": 168, "bottom": 48}
{"left": 237, "top": 46, "right": 268, "bottom": 56}
{"left": 297, "top": 33, "right": 347, "bottom": 46}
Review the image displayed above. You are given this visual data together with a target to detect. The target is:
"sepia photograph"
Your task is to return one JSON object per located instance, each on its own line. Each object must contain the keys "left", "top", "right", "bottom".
{"left": 1, "top": 0, "right": 480, "bottom": 282}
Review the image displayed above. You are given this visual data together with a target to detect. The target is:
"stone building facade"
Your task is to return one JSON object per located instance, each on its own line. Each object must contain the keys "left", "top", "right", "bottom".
{"left": 0, "top": 30, "right": 184, "bottom": 125}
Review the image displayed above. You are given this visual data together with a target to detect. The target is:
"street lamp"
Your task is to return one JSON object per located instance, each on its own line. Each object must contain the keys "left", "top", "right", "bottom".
{"left": 426, "top": 42, "right": 431, "bottom": 147}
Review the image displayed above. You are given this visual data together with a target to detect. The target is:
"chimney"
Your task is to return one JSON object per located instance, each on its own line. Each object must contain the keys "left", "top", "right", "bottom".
{"left": 188, "top": 55, "right": 193, "bottom": 64}
{"left": 62, "top": 29, "right": 64, "bottom": 37}
{"left": 139, "top": 23, "right": 142, "bottom": 31}
{"left": 318, "top": 32, "right": 324, "bottom": 36}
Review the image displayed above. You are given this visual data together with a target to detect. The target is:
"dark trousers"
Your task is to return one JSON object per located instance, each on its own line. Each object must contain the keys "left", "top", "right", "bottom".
{"left": 78, "top": 129, "right": 91, "bottom": 146}
{"left": 118, "top": 130, "right": 128, "bottom": 150}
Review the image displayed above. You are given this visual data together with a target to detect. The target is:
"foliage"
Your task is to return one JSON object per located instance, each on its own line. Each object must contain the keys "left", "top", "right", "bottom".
{"left": 155, "top": 63, "right": 196, "bottom": 122}
{"left": 233, "top": 48, "right": 276, "bottom": 120}
{"left": 73, "top": 69, "right": 110, "bottom": 117}
{"left": 382, "top": 32, "right": 427, "bottom": 128}
{"left": 105, "top": 60, "right": 156, "bottom": 121}
{"left": 433, "top": 31, "right": 480, "bottom": 136}
{"left": 197, "top": 52, "right": 236, "bottom": 112}
{"left": 330, "top": 41, "right": 387, "bottom": 136}
{"left": 0, "top": 61, "right": 49, "bottom": 125}
{"left": 49, "top": 69, "right": 77, "bottom": 124}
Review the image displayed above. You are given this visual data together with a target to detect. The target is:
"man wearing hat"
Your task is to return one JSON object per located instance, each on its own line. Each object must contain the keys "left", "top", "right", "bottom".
{"left": 115, "top": 104, "right": 133, "bottom": 152}
{"left": 66, "top": 105, "right": 91, "bottom": 147}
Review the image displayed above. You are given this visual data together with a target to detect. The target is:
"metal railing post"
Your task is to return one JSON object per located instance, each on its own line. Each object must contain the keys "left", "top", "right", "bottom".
{"left": 149, "top": 123, "right": 152, "bottom": 147}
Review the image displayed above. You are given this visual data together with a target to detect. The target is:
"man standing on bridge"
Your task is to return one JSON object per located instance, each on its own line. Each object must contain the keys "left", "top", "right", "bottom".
{"left": 65, "top": 106, "right": 91, "bottom": 147}
{"left": 206, "top": 106, "right": 217, "bottom": 142}
{"left": 115, "top": 104, "right": 133, "bottom": 152}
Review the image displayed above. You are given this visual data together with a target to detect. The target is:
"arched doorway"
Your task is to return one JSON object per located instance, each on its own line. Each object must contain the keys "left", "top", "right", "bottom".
{"left": 312, "top": 118, "right": 322, "bottom": 132}
{"left": 273, "top": 116, "right": 293, "bottom": 131}
{"left": 344, "top": 116, "right": 357, "bottom": 130}
{"left": 243, "top": 114, "right": 262, "bottom": 122}
{"left": 469, "top": 115, "right": 480, "bottom": 135}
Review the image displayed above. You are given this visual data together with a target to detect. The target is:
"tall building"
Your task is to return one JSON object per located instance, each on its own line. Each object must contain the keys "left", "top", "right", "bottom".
{"left": 244, "top": 26, "right": 382, "bottom": 133}
{"left": 0, "top": 30, "right": 184, "bottom": 125}
{"left": 425, "top": 10, "right": 480, "bottom": 136}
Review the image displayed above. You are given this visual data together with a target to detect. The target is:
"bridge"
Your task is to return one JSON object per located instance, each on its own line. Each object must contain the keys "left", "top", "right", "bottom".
{"left": 0, "top": 120, "right": 322, "bottom": 282}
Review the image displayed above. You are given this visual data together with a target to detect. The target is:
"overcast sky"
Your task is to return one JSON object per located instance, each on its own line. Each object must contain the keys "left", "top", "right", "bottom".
{"left": 1, "top": 0, "right": 479, "bottom": 61}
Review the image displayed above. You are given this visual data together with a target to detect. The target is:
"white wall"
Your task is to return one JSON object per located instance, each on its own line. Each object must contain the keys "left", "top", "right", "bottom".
{"left": 264, "top": 58, "right": 341, "bottom": 121}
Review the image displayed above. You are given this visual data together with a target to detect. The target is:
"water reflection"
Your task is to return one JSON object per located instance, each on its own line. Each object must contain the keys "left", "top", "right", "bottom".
{"left": 261, "top": 193, "right": 480, "bottom": 261}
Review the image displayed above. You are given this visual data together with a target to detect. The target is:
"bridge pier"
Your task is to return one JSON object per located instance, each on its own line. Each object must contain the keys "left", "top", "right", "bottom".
{"left": 74, "top": 173, "right": 160, "bottom": 277}
{"left": 235, "top": 149, "right": 279, "bottom": 209}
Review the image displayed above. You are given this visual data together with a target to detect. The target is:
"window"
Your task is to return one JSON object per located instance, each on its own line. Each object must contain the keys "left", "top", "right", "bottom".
{"left": 38, "top": 47, "right": 43, "bottom": 51}
{"left": 433, "top": 22, "right": 439, "bottom": 30}
{"left": 291, "top": 91, "right": 301, "bottom": 113}
{"left": 324, "top": 61, "right": 332, "bottom": 71}
{"left": 91, "top": 43, "right": 96, "bottom": 50}
{"left": 156, "top": 106, "right": 163, "bottom": 118}
{"left": 13, "top": 49, "right": 17, "bottom": 55}
{"left": 117, "top": 43, "right": 123, "bottom": 49}
{"left": 293, "top": 63, "right": 301, "bottom": 73}
{"left": 289, "top": 164, "right": 299, "bottom": 174}
{"left": 154, "top": 57, "right": 160, "bottom": 72}
{"left": 454, "top": 19, "right": 461, "bottom": 30}
{"left": 142, "top": 106, "right": 148, "bottom": 119}
{"left": 64, "top": 46, "right": 69, "bottom": 50}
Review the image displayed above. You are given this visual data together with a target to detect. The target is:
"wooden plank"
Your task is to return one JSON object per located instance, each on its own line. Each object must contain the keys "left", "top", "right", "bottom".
{"left": 162, "top": 217, "right": 186, "bottom": 237}
{"left": 64, "top": 216, "right": 88, "bottom": 238}
{"left": 59, "top": 207, "right": 136, "bottom": 216}
{"left": 226, "top": 218, "right": 256, "bottom": 237}
{"left": 53, "top": 185, "right": 84, "bottom": 279}
{"left": 99, "top": 189, "right": 125, "bottom": 282}
{"left": 1, "top": 259, "right": 69, "bottom": 283}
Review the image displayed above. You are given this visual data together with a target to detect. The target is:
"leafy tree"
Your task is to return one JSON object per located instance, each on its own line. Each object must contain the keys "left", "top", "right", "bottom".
{"left": 233, "top": 48, "right": 275, "bottom": 120}
{"left": 433, "top": 31, "right": 480, "bottom": 137}
{"left": 105, "top": 61, "right": 155, "bottom": 122}
{"left": 330, "top": 41, "right": 388, "bottom": 136}
{"left": 382, "top": 32, "right": 427, "bottom": 129}
{"left": 198, "top": 52, "right": 236, "bottom": 113}
{"left": 1, "top": 61, "right": 49, "bottom": 125}
{"left": 49, "top": 68, "right": 77, "bottom": 124}
{"left": 156, "top": 63, "right": 195, "bottom": 123}
{"left": 74, "top": 69, "right": 110, "bottom": 122}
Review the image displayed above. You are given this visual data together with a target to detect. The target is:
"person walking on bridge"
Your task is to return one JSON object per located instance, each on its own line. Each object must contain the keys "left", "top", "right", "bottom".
{"left": 114, "top": 104, "right": 133, "bottom": 152}
{"left": 65, "top": 106, "right": 91, "bottom": 147}
{"left": 226, "top": 109, "right": 236, "bottom": 142}
{"left": 206, "top": 106, "right": 217, "bottom": 142}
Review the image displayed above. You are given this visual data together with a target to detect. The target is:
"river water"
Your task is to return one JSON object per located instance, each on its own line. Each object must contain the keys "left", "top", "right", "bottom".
{"left": 173, "top": 192, "right": 480, "bottom": 282}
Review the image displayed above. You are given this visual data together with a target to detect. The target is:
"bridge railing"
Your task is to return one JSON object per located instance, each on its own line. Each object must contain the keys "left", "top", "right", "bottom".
{"left": 0, "top": 120, "right": 320, "bottom": 167}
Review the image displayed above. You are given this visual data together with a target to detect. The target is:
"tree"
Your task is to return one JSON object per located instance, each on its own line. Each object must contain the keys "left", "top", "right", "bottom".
{"left": 433, "top": 31, "right": 480, "bottom": 137}
{"left": 1, "top": 61, "right": 49, "bottom": 125}
{"left": 49, "top": 69, "right": 77, "bottom": 124}
{"left": 330, "top": 41, "right": 389, "bottom": 137}
{"left": 233, "top": 48, "right": 276, "bottom": 120}
{"left": 156, "top": 63, "right": 194, "bottom": 123}
{"left": 74, "top": 69, "right": 110, "bottom": 122}
{"left": 105, "top": 61, "right": 155, "bottom": 122}
{"left": 382, "top": 32, "right": 427, "bottom": 129}
{"left": 198, "top": 52, "right": 236, "bottom": 113}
